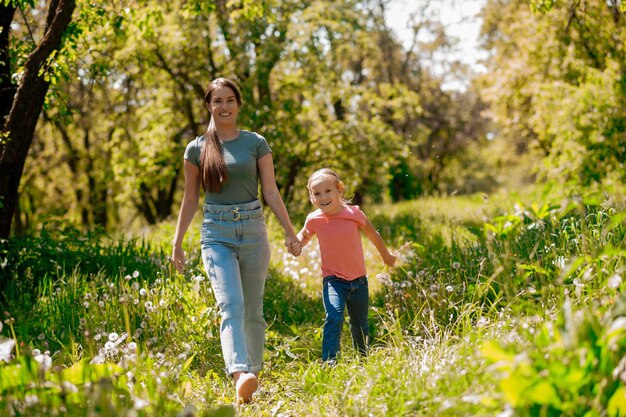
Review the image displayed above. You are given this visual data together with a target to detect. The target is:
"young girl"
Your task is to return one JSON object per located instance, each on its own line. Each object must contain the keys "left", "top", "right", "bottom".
{"left": 294, "top": 168, "right": 396, "bottom": 362}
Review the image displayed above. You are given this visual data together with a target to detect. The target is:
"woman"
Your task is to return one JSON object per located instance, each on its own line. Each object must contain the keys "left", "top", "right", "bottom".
{"left": 172, "top": 77, "right": 299, "bottom": 404}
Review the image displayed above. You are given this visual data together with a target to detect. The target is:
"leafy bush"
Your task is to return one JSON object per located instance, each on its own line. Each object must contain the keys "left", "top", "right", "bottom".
{"left": 483, "top": 293, "right": 626, "bottom": 416}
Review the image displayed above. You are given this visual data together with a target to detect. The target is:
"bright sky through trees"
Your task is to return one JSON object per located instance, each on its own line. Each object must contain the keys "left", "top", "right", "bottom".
{"left": 386, "top": 0, "right": 487, "bottom": 89}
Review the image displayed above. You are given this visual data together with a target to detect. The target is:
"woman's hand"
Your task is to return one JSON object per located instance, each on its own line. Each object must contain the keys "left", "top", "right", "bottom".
{"left": 172, "top": 245, "right": 185, "bottom": 273}
{"left": 285, "top": 234, "right": 301, "bottom": 257}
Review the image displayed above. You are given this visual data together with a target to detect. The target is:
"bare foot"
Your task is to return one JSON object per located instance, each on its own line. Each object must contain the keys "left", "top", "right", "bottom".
{"left": 235, "top": 373, "right": 258, "bottom": 404}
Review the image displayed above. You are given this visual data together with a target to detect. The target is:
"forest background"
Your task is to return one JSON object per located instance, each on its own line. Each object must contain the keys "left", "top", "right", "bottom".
{"left": 2, "top": 0, "right": 623, "bottom": 236}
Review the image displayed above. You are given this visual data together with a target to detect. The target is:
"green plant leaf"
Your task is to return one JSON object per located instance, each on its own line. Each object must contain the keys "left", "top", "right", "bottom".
{"left": 527, "top": 380, "right": 560, "bottom": 406}
{"left": 608, "top": 386, "right": 626, "bottom": 417}
{"left": 481, "top": 340, "right": 515, "bottom": 365}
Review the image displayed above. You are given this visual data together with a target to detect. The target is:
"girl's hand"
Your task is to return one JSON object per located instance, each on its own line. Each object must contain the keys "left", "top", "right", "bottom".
{"left": 285, "top": 235, "right": 301, "bottom": 257}
{"left": 289, "top": 241, "right": 302, "bottom": 257}
{"left": 383, "top": 253, "right": 397, "bottom": 268}
{"left": 172, "top": 246, "right": 185, "bottom": 273}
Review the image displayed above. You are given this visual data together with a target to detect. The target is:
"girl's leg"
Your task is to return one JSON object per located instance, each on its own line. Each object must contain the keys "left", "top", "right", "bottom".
{"left": 346, "top": 277, "right": 369, "bottom": 356}
{"left": 322, "top": 276, "right": 349, "bottom": 362}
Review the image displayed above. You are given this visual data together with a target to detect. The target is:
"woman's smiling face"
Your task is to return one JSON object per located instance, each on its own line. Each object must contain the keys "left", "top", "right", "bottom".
{"left": 308, "top": 175, "right": 344, "bottom": 214}
{"left": 209, "top": 85, "right": 239, "bottom": 124}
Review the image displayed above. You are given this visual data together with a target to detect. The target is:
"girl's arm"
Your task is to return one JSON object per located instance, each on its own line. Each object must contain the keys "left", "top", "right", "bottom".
{"left": 362, "top": 218, "right": 396, "bottom": 267}
{"left": 172, "top": 160, "right": 202, "bottom": 273}
{"left": 258, "top": 153, "right": 300, "bottom": 253}
{"left": 296, "top": 227, "right": 313, "bottom": 248}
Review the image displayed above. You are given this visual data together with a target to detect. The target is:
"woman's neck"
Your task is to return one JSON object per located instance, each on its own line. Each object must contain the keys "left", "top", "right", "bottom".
{"left": 215, "top": 124, "right": 240, "bottom": 142}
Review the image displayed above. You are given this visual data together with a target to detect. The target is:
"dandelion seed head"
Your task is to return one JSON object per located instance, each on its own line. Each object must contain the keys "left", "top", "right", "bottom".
{"left": 132, "top": 270, "right": 140, "bottom": 278}
{"left": 608, "top": 274, "right": 622, "bottom": 289}
{"left": 33, "top": 351, "right": 52, "bottom": 371}
{"left": 125, "top": 274, "right": 132, "bottom": 281}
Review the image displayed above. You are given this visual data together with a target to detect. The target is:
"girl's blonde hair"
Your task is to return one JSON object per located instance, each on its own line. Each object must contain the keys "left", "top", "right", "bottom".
{"left": 307, "top": 168, "right": 351, "bottom": 204}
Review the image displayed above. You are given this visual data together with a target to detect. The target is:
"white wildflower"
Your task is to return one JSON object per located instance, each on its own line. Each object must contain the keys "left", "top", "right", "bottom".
{"left": 33, "top": 351, "right": 52, "bottom": 371}
{"left": 134, "top": 398, "right": 149, "bottom": 410}
{"left": 376, "top": 273, "right": 392, "bottom": 287}
{"left": 608, "top": 274, "right": 622, "bottom": 289}
{"left": 0, "top": 338, "right": 15, "bottom": 363}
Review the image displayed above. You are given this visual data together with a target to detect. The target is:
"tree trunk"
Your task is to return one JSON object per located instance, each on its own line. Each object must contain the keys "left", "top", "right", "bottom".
{"left": 0, "top": 0, "right": 76, "bottom": 238}
{"left": 0, "top": 4, "right": 17, "bottom": 120}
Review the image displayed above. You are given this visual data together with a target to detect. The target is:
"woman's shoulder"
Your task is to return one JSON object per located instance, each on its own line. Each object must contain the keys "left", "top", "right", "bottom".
{"left": 186, "top": 135, "right": 205, "bottom": 148}
{"left": 240, "top": 130, "right": 266, "bottom": 141}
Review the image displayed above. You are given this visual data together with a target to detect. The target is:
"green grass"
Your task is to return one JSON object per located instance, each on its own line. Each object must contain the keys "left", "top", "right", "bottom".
{"left": 1, "top": 188, "right": 626, "bottom": 416}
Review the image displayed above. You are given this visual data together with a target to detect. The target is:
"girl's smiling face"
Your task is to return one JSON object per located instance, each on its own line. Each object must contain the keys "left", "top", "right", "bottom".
{"left": 308, "top": 175, "right": 345, "bottom": 215}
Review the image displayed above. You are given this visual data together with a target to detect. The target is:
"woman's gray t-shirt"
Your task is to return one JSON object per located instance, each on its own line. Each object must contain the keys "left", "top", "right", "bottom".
{"left": 184, "top": 130, "right": 272, "bottom": 205}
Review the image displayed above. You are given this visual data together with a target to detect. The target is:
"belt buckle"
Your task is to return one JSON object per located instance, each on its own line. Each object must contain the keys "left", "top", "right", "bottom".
{"left": 231, "top": 207, "right": 241, "bottom": 221}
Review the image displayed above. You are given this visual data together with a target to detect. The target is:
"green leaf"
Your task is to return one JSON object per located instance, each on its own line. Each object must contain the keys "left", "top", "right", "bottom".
{"left": 481, "top": 340, "right": 515, "bottom": 365}
{"left": 205, "top": 405, "right": 236, "bottom": 417}
{"left": 501, "top": 372, "right": 533, "bottom": 407}
{"left": 608, "top": 386, "right": 626, "bottom": 417}
{"left": 527, "top": 380, "right": 560, "bottom": 406}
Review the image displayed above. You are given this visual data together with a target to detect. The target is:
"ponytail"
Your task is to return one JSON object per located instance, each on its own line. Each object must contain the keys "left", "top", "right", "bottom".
{"left": 199, "top": 118, "right": 228, "bottom": 193}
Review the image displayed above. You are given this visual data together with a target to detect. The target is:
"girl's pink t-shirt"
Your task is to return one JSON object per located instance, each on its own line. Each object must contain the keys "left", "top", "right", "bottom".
{"left": 303, "top": 205, "right": 368, "bottom": 280}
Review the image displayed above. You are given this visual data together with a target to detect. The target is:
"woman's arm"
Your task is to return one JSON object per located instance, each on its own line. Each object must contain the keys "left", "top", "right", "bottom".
{"left": 172, "top": 160, "right": 201, "bottom": 273}
{"left": 362, "top": 218, "right": 396, "bottom": 267}
{"left": 258, "top": 153, "right": 300, "bottom": 253}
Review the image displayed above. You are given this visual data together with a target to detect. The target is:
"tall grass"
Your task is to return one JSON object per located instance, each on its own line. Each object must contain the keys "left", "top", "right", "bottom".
{"left": 1, "top": 189, "right": 625, "bottom": 416}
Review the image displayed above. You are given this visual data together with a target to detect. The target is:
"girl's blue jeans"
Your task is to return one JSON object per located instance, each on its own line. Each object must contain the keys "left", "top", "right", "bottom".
{"left": 322, "top": 275, "right": 369, "bottom": 361}
{"left": 200, "top": 200, "right": 271, "bottom": 375}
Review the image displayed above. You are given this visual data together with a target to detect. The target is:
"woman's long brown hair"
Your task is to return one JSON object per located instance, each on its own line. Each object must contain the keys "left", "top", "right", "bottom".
{"left": 199, "top": 78, "right": 242, "bottom": 193}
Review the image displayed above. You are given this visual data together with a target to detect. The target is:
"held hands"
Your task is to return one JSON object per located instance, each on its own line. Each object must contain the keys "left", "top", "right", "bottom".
{"left": 285, "top": 234, "right": 302, "bottom": 257}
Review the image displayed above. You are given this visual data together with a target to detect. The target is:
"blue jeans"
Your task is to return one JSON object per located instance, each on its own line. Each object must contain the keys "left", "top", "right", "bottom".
{"left": 322, "top": 275, "right": 369, "bottom": 361}
{"left": 200, "top": 200, "right": 271, "bottom": 375}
